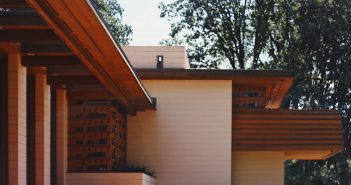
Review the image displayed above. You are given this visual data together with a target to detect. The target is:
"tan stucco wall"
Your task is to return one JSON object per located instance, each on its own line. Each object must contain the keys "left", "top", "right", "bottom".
{"left": 232, "top": 152, "right": 285, "bottom": 185}
{"left": 128, "top": 80, "right": 232, "bottom": 185}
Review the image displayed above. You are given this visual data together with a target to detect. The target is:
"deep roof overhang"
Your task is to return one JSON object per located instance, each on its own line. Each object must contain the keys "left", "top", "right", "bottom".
{"left": 137, "top": 69, "right": 295, "bottom": 109}
{"left": 12, "top": 0, "right": 156, "bottom": 114}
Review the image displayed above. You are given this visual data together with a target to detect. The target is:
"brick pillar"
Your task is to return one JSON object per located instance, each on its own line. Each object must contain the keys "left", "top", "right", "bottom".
{"left": 35, "top": 74, "right": 51, "bottom": 185}
{"left": 56, "top": 89, "right": 68, "bottom": 185}
{"left": 8, "top": 53, "right": 27, "bottom": 185}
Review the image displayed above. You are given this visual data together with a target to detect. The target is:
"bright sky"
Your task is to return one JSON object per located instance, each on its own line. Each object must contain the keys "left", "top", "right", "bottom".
{"left": 117, "top": 0, "right": 175, "bottom": 46}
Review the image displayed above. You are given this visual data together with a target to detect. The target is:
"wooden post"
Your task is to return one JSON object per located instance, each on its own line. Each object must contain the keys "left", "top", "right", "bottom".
{"left": 56, "top": 89, "right": 68, "bottom": 185}
{"left": 34, "top": 73, "right": 51, "bottom": 185}
{"left": 8, "top": 52, "right": 27, "bottom": 185}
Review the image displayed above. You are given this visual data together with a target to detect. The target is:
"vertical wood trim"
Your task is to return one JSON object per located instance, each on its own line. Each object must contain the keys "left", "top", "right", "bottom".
{"left": 27, "top": 75, "right": 36, "bottom": 185}
{"left": 50, "top": 89, "right": 57, "bottom": 185}
{"left": 0, "top": 55, "right": 8, "bottom": 185}
{"left": 56, "top": 89, "right": 67, "bottom": 185}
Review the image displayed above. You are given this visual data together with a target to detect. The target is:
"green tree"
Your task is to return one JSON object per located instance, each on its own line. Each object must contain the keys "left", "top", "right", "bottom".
{"left": 269, "top": 1, "right": 351, "bottom": 184}
{"left": 160, "top": 0, "right": 277, "bottom": 69}
{"left": 93, "top": 0, "right": 132, "bottom": 45}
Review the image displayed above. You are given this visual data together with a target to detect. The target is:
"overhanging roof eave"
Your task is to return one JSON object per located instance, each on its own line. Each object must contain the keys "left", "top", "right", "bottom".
{"left": 27, "top": 0, "right": 156, "bottom": 113}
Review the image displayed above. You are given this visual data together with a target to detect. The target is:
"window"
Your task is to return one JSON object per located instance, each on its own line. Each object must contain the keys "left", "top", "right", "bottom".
{"left": 157, "top": 55, "right": 163, "bottom": 69}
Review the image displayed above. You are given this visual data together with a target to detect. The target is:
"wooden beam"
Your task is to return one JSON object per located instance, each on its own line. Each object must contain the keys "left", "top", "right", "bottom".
{"left": 22, "top": 56, "right": 82, "bottom": 67}
{"left": 270, "top": 77, "right": 294, "bottom": 109}
{"left": 233, "top": 108, "right": 341, "bottom": 115}
{"left": 0, "top": 11, "right": 48, "bottom": 29}
{"left": 0, "top": 43, "right": 20, "bottom": 54}
{"left": 47, "top": 66, "right": 91, "bottom": 76}
{"left": 50, "top": 84, "right": 67, "bottom": 90}
{"left": 232, "top": 145, "right": 343, "bottom": 152}
{"left": 0, "top": 0, "right": 28, "bottom": 7}
{"left": 27, "top": 66, "right": 46, "bottom": 75}
{"left": 0, "top": 30, "right": 60, "bottom": 42}
{"left": 67, "top": 84, "right": 106, "bottom": 91}
{"left": 321, "top": 148, "right": 344, "bottom": 160}
{"left": 21, "top": 43, "right": 72, "bottom": 55}
{"left": 67, "top": 90, "right": 115, "bottom": 100}
{"left": 47, "top": 76, "right": 100, "bottom": 86}
{"left": 284, "top": 149, "right": 345, "bottom": 160}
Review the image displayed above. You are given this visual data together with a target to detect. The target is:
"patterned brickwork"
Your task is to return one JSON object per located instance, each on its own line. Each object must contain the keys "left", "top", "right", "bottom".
{"left": 68, "top": 100, "right": 126, "bottom": 172}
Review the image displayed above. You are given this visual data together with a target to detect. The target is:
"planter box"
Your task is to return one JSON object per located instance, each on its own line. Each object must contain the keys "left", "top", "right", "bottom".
{"left": 66, "top": 173, "right": 155, "bottom": 185}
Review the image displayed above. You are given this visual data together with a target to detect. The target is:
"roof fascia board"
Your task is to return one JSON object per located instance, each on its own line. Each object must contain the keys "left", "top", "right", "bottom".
{"left": 137, "top": 69, "right": 295, "bottom": 80}
{"left": 86, "top": 0, "right": 154, "bottom": 107}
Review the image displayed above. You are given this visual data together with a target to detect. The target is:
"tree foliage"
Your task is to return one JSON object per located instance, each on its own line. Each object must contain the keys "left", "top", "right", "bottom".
{"left": 271, "top": 1, "right": 351, "bottom": 184}
{"left": 160, "top": 0, "right": 278, "bottom": 69}
{"left": 161, "top": 0, "right": 351, "bottom": 184}
{"left": 93, "top": 0, "right": 132, "bottom": 45}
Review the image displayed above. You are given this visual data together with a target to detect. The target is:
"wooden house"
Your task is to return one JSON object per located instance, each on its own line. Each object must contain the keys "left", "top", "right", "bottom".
{"left": 0, "top": 1, "right": 343, "bottom": 185}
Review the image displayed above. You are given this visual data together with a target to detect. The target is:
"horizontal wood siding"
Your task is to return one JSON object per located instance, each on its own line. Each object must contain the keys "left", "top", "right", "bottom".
{"left": 232, "top": 109, "right": 343, "bottom": 151}
{"left": 128, "top": 80, "right": 232, "bottom": 185}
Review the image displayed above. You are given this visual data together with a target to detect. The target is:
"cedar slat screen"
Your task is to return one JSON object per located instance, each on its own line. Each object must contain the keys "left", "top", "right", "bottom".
{"left": 232, "top": 109, "right": 343, "bottom": 151}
